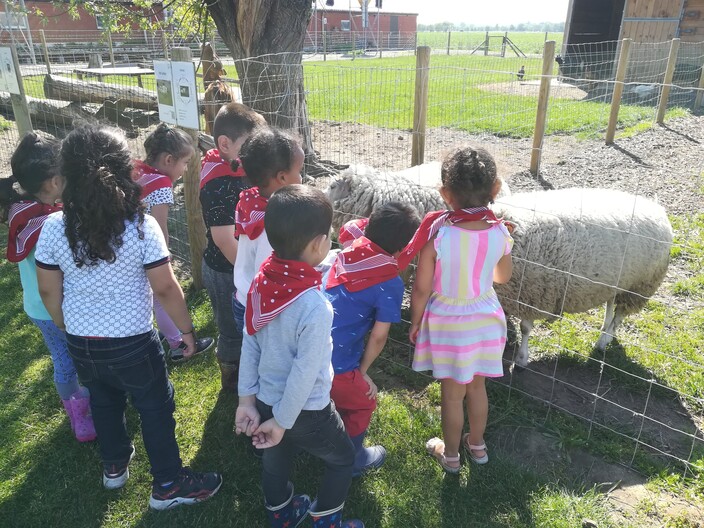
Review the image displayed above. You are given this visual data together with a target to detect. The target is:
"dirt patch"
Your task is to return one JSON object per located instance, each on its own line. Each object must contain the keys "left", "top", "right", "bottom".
{"left": 312, "top": 114, "right": 704, "bottom": 217}
{"left": 493, "top": 426, "right": 704, "bottom": 527}
{"left": 480, "top": 79, "right": 589, "bottom": 100}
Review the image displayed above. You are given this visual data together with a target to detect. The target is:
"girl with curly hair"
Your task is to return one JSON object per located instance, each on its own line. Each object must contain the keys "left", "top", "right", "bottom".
{"left": 35, "top": 124, "right": 222, "bottom": 509}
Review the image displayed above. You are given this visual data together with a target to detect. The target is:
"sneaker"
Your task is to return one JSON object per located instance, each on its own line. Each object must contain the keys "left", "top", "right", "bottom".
{"left": 103, "top": 445, "right": 136, "bottom": 490}
{"left": 149, "top": 467, "right": 223, "bottom": 510}
{"left": 170, "top": 337, "right": 214, "bottom": 363}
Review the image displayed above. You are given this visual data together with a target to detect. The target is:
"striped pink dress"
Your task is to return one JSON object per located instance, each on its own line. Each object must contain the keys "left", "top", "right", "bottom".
{"left": 412, "top": 222, "right": 513, "bottom": 383}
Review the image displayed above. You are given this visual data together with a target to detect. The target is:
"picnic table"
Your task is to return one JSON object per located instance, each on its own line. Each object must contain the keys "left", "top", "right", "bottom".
{"left": 73, "top": 66, "right": 154, "bottom": 88}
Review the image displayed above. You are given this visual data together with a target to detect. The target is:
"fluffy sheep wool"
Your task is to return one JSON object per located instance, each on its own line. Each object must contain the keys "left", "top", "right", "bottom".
{"left": 491, "top": 188, "right": 673, "bottom": 367}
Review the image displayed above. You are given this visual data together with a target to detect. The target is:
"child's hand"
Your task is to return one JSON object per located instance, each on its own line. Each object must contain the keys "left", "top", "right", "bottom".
{"left": 179, "top": 332, "right": 197, "bottom": 359}
{"left": 252, "top": 418, "right": 285, "bottom": 449}
{"left": 235, "top": 405, "right": 260, "bottom": 436}
{"left": 362, "top": 372, "right": 378, "bottom": 400}
{"left": 409, "top": 323, "right": 420, "bottom": 344}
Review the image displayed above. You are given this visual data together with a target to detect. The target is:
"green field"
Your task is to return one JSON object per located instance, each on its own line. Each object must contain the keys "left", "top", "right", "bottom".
{"left": 0, "top": 207, "right": 703, "bottom": 526}
{"left": 417, "top": 31, "right": 564, "bottom": 55}
{"left": 21, "top": 51, "right": 686, "bottom": 141}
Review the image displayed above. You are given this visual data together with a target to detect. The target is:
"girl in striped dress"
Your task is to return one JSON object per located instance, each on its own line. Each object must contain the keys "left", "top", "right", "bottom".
{"left": 407, "top": 146, "right": 513, "bottom": 473}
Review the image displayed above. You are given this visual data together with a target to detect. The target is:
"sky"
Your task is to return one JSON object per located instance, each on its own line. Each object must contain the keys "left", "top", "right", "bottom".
{"left": 364, "top": 0, "right": 570, "bottom": 25}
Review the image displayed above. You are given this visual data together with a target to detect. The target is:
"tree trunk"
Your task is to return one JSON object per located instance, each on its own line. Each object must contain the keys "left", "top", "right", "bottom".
{"left": 207, "top": 0, "right": 315, "bottom": 157}
{"left": 0, "top": 93, "right": 96, "bottom": 128}
{"left": 44, "top": 74, "right": 158, "bottom": 111}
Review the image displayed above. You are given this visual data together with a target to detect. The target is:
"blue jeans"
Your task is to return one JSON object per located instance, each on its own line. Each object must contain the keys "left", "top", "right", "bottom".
{"left": 257, "top": 399, "right": 354, "bottom": 510}
{"left": 232, "top": 295, "right": 245, "bottom": 337}
{"left": 202, "top": 259, "right": 241, "bottom": 364}
{"left": 66, "top": 330, "right": 182, "bottom": 482}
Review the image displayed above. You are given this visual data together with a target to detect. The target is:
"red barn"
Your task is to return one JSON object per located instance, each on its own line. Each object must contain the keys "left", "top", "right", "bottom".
{"left": 306, "top": 6, "right": 418, "bottom": 50}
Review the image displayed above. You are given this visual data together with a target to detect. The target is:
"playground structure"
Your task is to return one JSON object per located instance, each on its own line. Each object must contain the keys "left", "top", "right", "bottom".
{"left": 471, "top": 32, "right": 527, "bottom": 58}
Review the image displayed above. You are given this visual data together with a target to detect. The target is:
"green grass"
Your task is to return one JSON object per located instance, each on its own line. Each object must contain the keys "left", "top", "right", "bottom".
{"left": 3, "top": 222, "right": 688, "bottom": 527}
{"left": 417, "top": 31, "right": 565, "bottom": 55}
{"left": 0, "top": 115, "right": 11, "bottom": 131}
{"left": 19, "top": 53, "right": 688, "bottom": 140}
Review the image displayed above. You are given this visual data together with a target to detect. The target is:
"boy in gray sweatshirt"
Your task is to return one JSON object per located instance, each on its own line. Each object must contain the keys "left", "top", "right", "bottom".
{"left": 235, "top": 185, "right": 364, "bottom": 528}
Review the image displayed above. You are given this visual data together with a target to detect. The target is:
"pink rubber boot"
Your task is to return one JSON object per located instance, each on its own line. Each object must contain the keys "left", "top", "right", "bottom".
{"left": 69, "top": 391, "right": 97, "bottom": 442}
{"left": 61, "top": 399, "right": 75, "bottom": 433}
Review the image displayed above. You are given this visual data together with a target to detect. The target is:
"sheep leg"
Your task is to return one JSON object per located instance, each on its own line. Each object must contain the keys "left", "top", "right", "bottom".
{"left": 596, "top": 298, "right": 616, "bottom": 351}
{"left": 596, "top": 301, "right": 626, "bottom": 351}
{"left": 515, "top": 319, "right": 534, "bottom": 368}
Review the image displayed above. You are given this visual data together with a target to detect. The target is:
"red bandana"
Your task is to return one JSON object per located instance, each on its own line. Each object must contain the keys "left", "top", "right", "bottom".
{"left": 7, "top": 201, "right": 62, "bottom": 263}
{"left": 338, "top": 218, "right": 369, "bottom": 249}
{"left": 235, "top": 187, "right": 268, "bottom": 240}
{"left": 246, "top": 255, "right": 322, "bottom": 334}
{"left": 134, "top": 160, "right": 172, "bottom": 200}
{"left": 397, "top": 207, "right": 500, "bottom": 270}
{"left": 326, "top": 236, "right": 398, "bottom": 292}
{"left": 199, "top": 148, "right": 245, "bottom": 189}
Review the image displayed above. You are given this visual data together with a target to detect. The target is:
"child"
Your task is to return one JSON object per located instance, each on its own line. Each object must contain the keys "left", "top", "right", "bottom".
{"left": 136, "top": 123, "right": 214, "bottom": 361}
{"left": 232, "top": 127, "right": 304, "bottom": 356}
{"left": 200, "top": 102, "right": 266, "bottom": 391}
{"left": 35, "top": 124, "right": 221, "bottom": 509}
{"left": 235, "top": 185, "right": 364, "bottom": 528}
{"left": 0, "top": 132, "right": 96, "bottom": 443}
{"left": 324, "top": 203, "right": 420, "bottom": 476}
{"left": 406, "top": 147, "right": 513, "bottom": 473}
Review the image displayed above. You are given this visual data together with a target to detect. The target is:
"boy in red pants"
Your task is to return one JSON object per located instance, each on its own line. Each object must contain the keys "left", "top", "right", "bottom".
{"left": 324, "top": 202, "right": 420, "bottom": 476}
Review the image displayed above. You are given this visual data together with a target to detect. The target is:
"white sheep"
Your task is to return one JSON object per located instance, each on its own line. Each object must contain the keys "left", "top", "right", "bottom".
{"left": 491, "top": 188, "right": 673, "bottom": 367}
{"left": 326, "top": 163, "right": 510, "bottom": 232}
{"left": 326, "top": 164, "right": 447, "bottom": 232}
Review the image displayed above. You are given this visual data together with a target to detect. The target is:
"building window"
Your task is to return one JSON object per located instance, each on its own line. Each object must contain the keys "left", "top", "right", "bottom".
{"left": 96, "top": 15, "right": 108, "bottom": 30}
{"left": 340, "top": 20, "right": 351, "bottom": 31}
{"left": 0, "top": 12, "right": 28, "bottom": 29}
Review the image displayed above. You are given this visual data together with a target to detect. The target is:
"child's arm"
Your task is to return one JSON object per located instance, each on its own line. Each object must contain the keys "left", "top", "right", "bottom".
{"left": 150, "top": 204, "right": 170, "bottom": 243}
{"left": 36, "top": 268, "right": 65, "bottom": 330}
{"left": 211, "top": 225, "right": 238, "bottom": 265}
{"left": 262, "top": 303, "right": 334, "bottom": 434}
{"left": 493, "top": 254, "right": 513, "bottom": 284}
{"left": 236, "top": 334, "right": 262, "bottom": 437}
{"left": 146, "top": 263, "right": 196, "bottom": 354}
{"left": 409, "top": 240, "right": 436, "bottom": 343}
{"left": 358, "top": 321, "right": 391, "bottom": 399}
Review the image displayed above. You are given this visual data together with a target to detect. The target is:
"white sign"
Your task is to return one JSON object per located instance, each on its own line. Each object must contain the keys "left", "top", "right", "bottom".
{"left": 172, "top": 60, "right": 200, "bottom": 130}
{"left": 0, "top": 47, "right": 21, "bottom": 95}
{"left": 153, "top": 59, "right": 199, "bottom": 130}
{"left": 154, "top": 61, "right": 176, "bottom": 125}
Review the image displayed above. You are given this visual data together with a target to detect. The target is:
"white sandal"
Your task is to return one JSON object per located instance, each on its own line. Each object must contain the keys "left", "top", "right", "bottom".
{"left": 425, "top": 437, "right": 461, "bottom": 474}
{"left": 462, "top": 433, "right": 489, "bottom": 465}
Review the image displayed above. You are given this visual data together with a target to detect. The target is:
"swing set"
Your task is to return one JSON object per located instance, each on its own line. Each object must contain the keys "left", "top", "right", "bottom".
{"left": 470, "top": 32, "right": 527, "bottom": 58}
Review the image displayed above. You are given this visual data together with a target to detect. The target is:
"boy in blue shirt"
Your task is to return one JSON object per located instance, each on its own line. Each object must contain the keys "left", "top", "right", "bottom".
{"left": 235, "top": 185, "right": 364, "bottom": 528}
{"left": 324, "top": 202, "right": 420, "bottom": 476}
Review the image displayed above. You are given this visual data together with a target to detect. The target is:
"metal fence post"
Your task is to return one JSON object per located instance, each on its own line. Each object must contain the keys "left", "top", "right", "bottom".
{"left": 172, "top": 46, "right": 207, "bottom": 289}
{"left": 606, "top": 38, "right": 632, "bottom": 144}
{"left": 446, "top": 31, "right": 451, "bottom": 55}
{"left": 656, "top": 38, "right": 680, "bottom": 124}
{"left": 411, "top": 46, "right": 431, "bottom": 167}
{"left": 530, "top": 40, "right": 555, "bottom": 176}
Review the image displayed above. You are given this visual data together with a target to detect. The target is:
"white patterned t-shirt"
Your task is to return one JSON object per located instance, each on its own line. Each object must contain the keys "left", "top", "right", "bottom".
{"left": 142, "top": 187, "right": 174, "bottom": 215}
{"left": 35, "top": 212, "right": 170, "bottom": 337}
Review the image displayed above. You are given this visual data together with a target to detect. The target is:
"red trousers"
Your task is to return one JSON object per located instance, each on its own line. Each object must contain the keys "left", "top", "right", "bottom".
{"left": 330, "top": 369, "right": 377, "bottom": 437}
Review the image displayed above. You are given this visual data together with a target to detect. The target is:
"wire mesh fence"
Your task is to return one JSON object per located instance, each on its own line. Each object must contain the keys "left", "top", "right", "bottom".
{"left": 0, "top": 32, "right": 703, "bottom": 479}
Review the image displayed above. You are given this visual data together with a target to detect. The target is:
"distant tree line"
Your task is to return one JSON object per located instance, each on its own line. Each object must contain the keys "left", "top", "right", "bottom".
{"left": 418, "top": 22, "right": 565, "bottom": 32}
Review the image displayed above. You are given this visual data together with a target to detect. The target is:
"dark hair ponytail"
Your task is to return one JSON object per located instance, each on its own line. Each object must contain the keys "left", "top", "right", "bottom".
{"left": 0, "top": 176, "right": 23, "bottom": 223}
{"left": 441, "top": 146, "right": 499, "bottom": 208}
{"left": 143, "top": 122, "right": 194, "bottom": 164}
{"left": 62, "top": 125, "right": 144, "bottom": 267}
